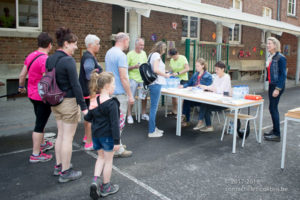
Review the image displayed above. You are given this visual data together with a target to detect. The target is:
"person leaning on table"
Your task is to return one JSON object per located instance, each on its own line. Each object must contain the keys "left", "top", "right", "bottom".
{"left": 148, "top": 41, "right": 171, "bottom": 137}
{"left": 168, "top": 48, "right": 190, "bottom": 116}
{"left": 179, "top": 58, "right": 213, "bottom": 128}
{"left": 197, "top": 61, "right": 232, "bottom": 132}
{"left": 264, "top": 37, "right": 287, "bottom": 142}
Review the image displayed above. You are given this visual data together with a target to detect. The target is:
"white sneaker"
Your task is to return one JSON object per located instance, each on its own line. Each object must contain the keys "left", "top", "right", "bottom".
{"left": 141, "top": 114, "right": 149, "bottom": 121}
{"left": 155, "top": 127, "right": 164, "bottom": 134}
{"left": 127, "top": 116, "right": 134, "bottom": 124}
{"left": 148, "top": 130, "right": 163, "bottom": 138}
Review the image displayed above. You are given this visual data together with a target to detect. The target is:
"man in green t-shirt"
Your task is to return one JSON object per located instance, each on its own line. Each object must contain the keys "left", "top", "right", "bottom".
{"left": 168, "top": 48, "right": 190, "bottom": 115}
{"left": 127, "top": 38, "right": 149, "bottom": 124}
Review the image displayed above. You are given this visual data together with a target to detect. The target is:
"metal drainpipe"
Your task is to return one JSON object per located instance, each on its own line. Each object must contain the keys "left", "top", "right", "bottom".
{"left": 277, "top": 0, "right": 281, "bottom": 21}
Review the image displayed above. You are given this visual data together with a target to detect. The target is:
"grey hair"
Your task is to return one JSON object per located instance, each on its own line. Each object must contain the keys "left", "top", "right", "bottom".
{"left": 267, "top": 37, "right": 281, "bottom": 52}
{"left": 85, "top": 34, "right": 100, "bottom": 48}
{"left": 135, "top": 38, "right": 144, "bottom": 45}
{"left": 115, "top": 32, "right": 129, "bottom": 42}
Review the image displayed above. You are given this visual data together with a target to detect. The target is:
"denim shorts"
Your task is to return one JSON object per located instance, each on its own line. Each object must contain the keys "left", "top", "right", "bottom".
{"left": 92, "top": 136, "right": 114, "bottom": 152}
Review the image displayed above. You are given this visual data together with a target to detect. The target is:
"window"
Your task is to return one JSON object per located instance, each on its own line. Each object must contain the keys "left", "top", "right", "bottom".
{"left": 229, "top": 24, "right": 241, "bottom": 44}
{"left": 263, "top": 7, "right": 272, "bottom": 18}
{"left": 0, "top": 0, "right": 41, "bottom": 30}
{"left": 288, "top": 0, "right": 296, "bottom": 16}
{"left": 232, "top": 0, "right": 242, "bottom": 11}
{"left": 182, "top": 16, "right": 200, "bottom": 39}
{"left": 112, "top": 5, "right": 129, "bottom": 34}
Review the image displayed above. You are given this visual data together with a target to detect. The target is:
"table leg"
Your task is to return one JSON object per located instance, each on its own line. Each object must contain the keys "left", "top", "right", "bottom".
{"left": 258, "top": 102, "right": 264, "bottom": 143}
{"left": 138, "top": 98, "right": 141, "bottom": 123}
{"left": 232, "top": 108, "right": 238, "bottom": 153}
{"left": 165, "top": 95, "right": 168, "bottom": 118}
{"left": 281, "top": 117, "right": 288, "bottom": 169}
{"left": 176, "top": 96, "right": 182, "bottom": 136}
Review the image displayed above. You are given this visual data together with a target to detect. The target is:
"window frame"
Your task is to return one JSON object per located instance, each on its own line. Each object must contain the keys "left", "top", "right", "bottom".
{"left": 229, "top": 24, "right": 242, "bottom": 44}
{"left": 0, "top": 0, "right": 42, "bottom": 31}
{"left": 287, "top": 0, "right": 297, "bottom": 16}
{"left": 232, "top": 0, "right": 242, "bottom": 11}
{"left": 263, "top": 7, "right": 272, "bottom": 18}
{"left": 181, "top": 15, "right": 200, "bottom": 40}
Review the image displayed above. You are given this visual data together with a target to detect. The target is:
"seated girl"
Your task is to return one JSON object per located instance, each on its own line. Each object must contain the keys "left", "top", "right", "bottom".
{"left": 179, "top": 58, "right": 212, "bottom": 128}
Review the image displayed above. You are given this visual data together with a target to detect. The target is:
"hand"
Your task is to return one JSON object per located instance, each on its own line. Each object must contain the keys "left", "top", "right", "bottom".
{"left": 134, "top": 64, "right": 140, "bottom": 69}
{"left": 165, "top": 73, "right": 171, "bottom": 78}
{"left": 171, "top": 73, "right": 177, "bottom": 77}
{"left": 113, "top": 145, "right": 120, "bottom": 151}
{"left": 82, "top": 109, "right": 88, "bottom": 115}
{"left": 272, "top": 89, "right": 280, "bottom": 97}
{"left": 129, "top": 95, "right": 135, "bottom": 105}
{"left": 18, "top": 87, "right": 26, "bottom": 93}
{"left": 199, "top": 85, "right": 206, "bottom": 90}
{"left": 178, "top": 85, "right": 183, "bottom": 89}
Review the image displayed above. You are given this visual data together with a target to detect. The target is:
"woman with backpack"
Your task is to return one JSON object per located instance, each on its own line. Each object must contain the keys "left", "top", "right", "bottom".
{"left": 46, "top": 27, "right": 88, "bottom": 183}
{"left": 148, "top": 41, "right": 171, "bottom": 138}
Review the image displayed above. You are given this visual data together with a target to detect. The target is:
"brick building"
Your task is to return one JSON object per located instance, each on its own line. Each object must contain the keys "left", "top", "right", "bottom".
{"left": 0, "top": 0, "right": 300, "bottom": 97}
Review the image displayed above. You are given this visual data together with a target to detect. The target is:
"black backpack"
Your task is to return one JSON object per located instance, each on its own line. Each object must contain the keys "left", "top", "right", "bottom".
{"left": 139, "top": 54, "right": 157, "bottom": 89}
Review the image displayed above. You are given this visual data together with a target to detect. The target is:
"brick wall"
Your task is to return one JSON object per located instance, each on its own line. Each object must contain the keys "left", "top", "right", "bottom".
{"left": 141, "top": 11, "right": 183, "bottom": 55}
{"left": 0, "top": 0, "right": 112, "bottom": 64}
{"left": 280, "top": 32, "right": 298, "bottom": 78}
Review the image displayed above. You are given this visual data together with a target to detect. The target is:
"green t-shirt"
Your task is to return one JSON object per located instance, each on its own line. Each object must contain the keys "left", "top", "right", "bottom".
{"left": 127, "top": 50, "right": 147, "bottom": 82}
{"left": 170, "top": 55, "right": 188, "bottom": 80}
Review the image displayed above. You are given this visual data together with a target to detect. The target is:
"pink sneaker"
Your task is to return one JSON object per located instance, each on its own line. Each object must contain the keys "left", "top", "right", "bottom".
{"left": 82, "top": 135, "right": 87, "bottom": 143}
{"left": 84, "top": 142, "right": 93, "bottom": 150}
{"left": 29, "top": 152, "right": 53, "bottom": 163}
{"left": 40, "top": 141, "right": 54, "bottom": 152}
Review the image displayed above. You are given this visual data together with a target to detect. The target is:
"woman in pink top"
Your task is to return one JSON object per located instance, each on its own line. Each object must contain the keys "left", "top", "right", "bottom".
{"left": 18, "top": 32, "right": 54, "bottom": 163}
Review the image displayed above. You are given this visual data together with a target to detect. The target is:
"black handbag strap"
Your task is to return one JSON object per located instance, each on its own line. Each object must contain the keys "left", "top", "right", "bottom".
{"left": 27, "top": 54, "right": 44, "bottom": 72}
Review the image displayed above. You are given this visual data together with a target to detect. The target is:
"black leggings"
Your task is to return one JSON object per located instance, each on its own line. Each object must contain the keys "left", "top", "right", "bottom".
{"left": 30, "top": 99, "right": 51, "bottom": 133}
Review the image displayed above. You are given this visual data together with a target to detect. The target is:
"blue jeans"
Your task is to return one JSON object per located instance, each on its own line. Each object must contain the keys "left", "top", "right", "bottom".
{"left": 199, "top": 104, "right": 226, "bottom": 126}
{"left": 149, "top": 84, "right": 162, "bottom": 133}
{"left": 182, "top": 100, "right": 201, "bottom": 122}
{"left": 268, "top": 84, "right": 284, "bottom": 136}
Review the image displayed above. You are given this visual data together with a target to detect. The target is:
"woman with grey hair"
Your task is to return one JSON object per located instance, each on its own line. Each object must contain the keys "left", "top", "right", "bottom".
{"left": 264, "top": 37, "right": 287, "bottom": 142}
{"left": 79, "top": 34, "right": 103, "bottom": 150}
{"left": 148, "top": 41, "right": 171, "bottom": 137}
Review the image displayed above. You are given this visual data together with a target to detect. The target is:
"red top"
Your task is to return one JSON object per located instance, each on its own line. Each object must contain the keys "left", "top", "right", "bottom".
{"left": 267, "top": 61, "right": 272, "bottom": 83}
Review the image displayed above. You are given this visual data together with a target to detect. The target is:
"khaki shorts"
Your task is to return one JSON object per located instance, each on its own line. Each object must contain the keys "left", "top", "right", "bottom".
{"left": 51, "top": 98, "right": 81, "bottom": 124}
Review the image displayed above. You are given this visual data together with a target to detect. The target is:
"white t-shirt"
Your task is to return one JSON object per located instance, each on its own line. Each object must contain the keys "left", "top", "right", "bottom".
{"left": 210, "top": 73, "right": 231, "bottom": 94}
{"left": 149, "top": 52, "right": 166, "bottom": 85}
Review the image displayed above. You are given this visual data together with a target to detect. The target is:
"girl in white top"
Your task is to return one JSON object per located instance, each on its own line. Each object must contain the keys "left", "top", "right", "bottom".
{"left": 148, "top": 41, "right": 171, "bottom": 137}
{"left": 197, "top": 61, "right": 232, "bottom": 132}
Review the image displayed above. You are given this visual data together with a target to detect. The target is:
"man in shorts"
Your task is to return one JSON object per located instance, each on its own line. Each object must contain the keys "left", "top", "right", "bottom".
{"left": 126, "top": 38, "right": 149, "bottom": 124}
{"left": 105, "top": 32, "right": 134, "bottom": 158}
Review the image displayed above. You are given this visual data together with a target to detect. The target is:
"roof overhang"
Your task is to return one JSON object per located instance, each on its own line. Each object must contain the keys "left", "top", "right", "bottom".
{"left": 89, "top": 0, "right": 300, "bottom": 36}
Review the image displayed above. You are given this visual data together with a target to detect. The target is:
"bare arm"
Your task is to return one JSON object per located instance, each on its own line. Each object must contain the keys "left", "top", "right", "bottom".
{"left": 119, "top": 67, "right": 134, "bottom": 104}
{"left": 153, "top": 59, "right": 170, "bottom": 78}
{"left": 128, "top": 64, "right": 139, "bottom": 71}
{"left": 18, "top": 65, "right": 28, "bottom": 93}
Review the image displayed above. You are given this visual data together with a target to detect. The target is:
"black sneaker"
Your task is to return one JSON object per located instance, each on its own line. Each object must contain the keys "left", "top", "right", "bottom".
{"left": 58, "top": 168, "right": 82, "bottom": 183}
{"left": 90, "top": 181, "right": 100, "bottom": 200}
{"left": 100, "top": 182, "right": 119, "bottom": 197}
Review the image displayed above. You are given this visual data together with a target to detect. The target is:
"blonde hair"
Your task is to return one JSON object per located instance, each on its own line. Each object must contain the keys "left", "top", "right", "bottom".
{"left": 196, "top": 58, "right": 207, "bottom": 71}
{"left": 267, "top": 37, "right": 281, "bottom": 52}
{"left": 149, "top": 41, "right": 167, "bottom": 55}
{"left": 89, "top": 70, "right": 114, "bottom": 98}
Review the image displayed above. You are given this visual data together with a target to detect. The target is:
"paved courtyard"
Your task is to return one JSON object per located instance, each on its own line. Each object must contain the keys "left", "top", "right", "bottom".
{"left": 0, "top": 86, "right": 300, "bottom": 200}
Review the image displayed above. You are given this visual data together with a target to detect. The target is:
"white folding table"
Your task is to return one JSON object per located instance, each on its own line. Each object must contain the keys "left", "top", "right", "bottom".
{"left": 161, "top": 88, "right": 264, "bottom": 154}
